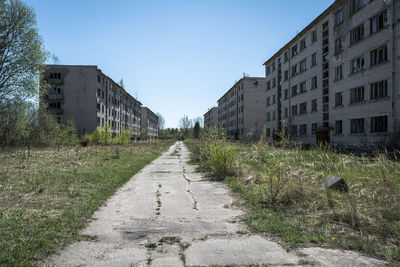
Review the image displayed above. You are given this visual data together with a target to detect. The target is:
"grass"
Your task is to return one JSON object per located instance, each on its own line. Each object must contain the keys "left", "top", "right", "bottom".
{"left": 0, "top": 140, "right": 174, "bottom": 266}
{"left": 186, "top": 138, "right": 400, "bottom": 262}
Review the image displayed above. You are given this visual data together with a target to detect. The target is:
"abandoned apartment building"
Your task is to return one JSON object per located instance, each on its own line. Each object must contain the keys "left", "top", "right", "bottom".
{"left": 43, "top": 65, "right": 158, "bottom": 139}
{"left": 263, "top": 0, "right": 399, "bottom": 147}
{"left": 217, "top": 77, "right": 267, "bottom": 140}
{"left": 140, "top": 107, "right": 159, "bottom": 140}
{"left": 203, "top": 107, "right": 218, "bottom": 129}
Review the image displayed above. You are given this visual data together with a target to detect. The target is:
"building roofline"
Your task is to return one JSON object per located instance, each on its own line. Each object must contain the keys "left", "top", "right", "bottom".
{"left": 263, "top": 0, "right": 339, "bottom": 66}
{"left": 142, "top": 107, "right": 158, "bottom": 118}
{"left": 217, "top": 77, "right": 265, "bottom": 103}
{"left": 204, "top": 106, "right": 218, "bottom": 117}
{"left": 45, "top": 64, "right": 142, "bottom": 106}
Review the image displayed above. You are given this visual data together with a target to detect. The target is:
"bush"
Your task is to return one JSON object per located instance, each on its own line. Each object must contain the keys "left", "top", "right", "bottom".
{"left": 206, "top": 141, "right": 237, "bottom": 180}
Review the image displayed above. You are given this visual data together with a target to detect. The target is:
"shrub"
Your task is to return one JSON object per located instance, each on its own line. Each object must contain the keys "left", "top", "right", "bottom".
{"left": 206, "top": 141, "right": 237, "bottom": 180}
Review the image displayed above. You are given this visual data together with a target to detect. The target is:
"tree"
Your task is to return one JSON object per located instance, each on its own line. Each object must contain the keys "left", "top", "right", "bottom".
{"left": 118, "top": 78, "right": 125, "bottom": 88}
{"left": 0, "top": 0, "right": 46, "bottom": 102}
{"left": 193, "top": 121, "right": 200, "bottom": 139}
{"left": 193, "top": 116, "right": 203, "bottom": 128}
{"left": 156, "top": 112, "right": 165, "bottom": 130}
{"left": 178, "top": 115, "right": 192, "bottom": 138}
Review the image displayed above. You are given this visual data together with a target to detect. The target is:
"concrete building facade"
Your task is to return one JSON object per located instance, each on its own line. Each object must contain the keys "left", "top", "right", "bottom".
{"left": 43, "top": 65, "right": 142, "bottom": 138}
{"left": 140, "top": 107, "right": 159, "bottom": 140}
{"left": 264, "top": 0, "right": 400, "bottom": 147}
{"left": 218, "top": 77, "right": 267, "bottom": 140}
{"left": 204, "top": 107, "right": 219, "bottom": 128}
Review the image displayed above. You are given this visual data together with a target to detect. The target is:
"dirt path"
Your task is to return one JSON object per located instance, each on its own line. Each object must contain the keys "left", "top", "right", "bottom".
{"left": 46, "top": 142, "right": 386, "bottom": 266}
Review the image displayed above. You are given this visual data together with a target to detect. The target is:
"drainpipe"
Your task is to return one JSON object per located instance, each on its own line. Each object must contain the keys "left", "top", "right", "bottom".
{"left": 392, "top": 0, "right": 398, "bottom": 131}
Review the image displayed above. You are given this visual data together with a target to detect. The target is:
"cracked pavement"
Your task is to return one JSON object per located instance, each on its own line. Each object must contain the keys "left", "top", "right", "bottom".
{"left": 45, "top": 142, "right": 387, "bottom": 266}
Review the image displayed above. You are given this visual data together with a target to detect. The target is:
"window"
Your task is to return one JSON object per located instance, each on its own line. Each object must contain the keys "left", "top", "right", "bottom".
{"left": 350, "top": 86, "right": 365, "bottom": 103}
{"left": 284, "top": 89, "right": 289, "bottom": 99}
{"left": 311, "top": 76, "right": 318, "bottom": 89}
{"left": 300, "top": 81, "right": 307, "bottom": 93}
{"left": 272, "top": 95, "right": 276, "bottom": 104}
{"left": 267, "top": 112, "right": 271, "bottom": 121}
{"left": 300, "top": 59, "right": 307, "bottom": 72}
{"left": 351, "top": 0, "right": 365, "bottom": 15}
{"left": 311, "top": 99, "right": 317, "bottom": 112}
{"left": 266, "top": 96, "right": 271, "bottom": 106}
{"left": 291, "top": 104, "right": 298, "bottom": 115}
{"left": 300, "top": 102, "right": 307, "bottom": 114}
{"left": 335, "top": 120, "right": 343, "bottom": 134}
{"left": 272, "top": 62, "right": 276, "bottom": 71}
{"left": 371, "top": 80, "right": 388, "bottom": 99}
{"left": 312, "top": 123, "right": 317, "bottom": 135}
{"left": 300, "top": 38, "right": 307, "bottom": 51}
{"left": 370, "top": 10, "right": 388, "bottom": 34}
{"left": 102, "top": 105, "right": 104, "bottom": 114}
{"left": 272, "top": 111, "right": 276, "bottom": 120}
{"left": 97, "top": 117, "right": 100, "bottom": 127}
{"left": 266, "top": 128, "right": 271, "bottom": 137}
{"left": 351, "top": 56, "right": 365, "bottom": 73}
{"left": 300, "top": 124, "right": 307, "bottom": 136}
{"left": 371, "top": 116, "right": 388, "bottom": 133}
{"left": 291, "top": 125, "right": 298, "bottom": 136}
{"left": 97, "top": 88, "right": 101, "bottom": 97}
{"left": 292, "top": 44, "right": 298, "bottom": 57}
{"left": 351, "top": 118, "right": 365, "bottom": 134}
{"left": 292, "top": 65, "right": 298, "bottom": 77}
{"left": 97, "top": 75, "right": 101, "bottom": 83}
{"left": 350, "top": 25, "right": 364, "bottom": 45}
{"left": 292, "top": 85, "right": 298, "bottom": 96}
{"left": 272, "top": 78, "right": 276, "bottom": 87}
{"left": 284, "top": 70, "right": 289, "bottom": 81}
{"left": 311, "top": 30, "right": 317, "bottom": 43}
{"left": 266, "top": 66, "right": 271, "bottom": 75}
{"left": 335, "top": 9, "right": 343, "bottom": 25}
{"left": 97, "top": 103, "right": 100, "bottom": 112}
{"left": 284, "top": 51, "right": 289, "bottom": 62}
{"left": 335, "top": 38, "right": 343, "bottom": 53}
{"left": 370, "top": 45, "right": 388, "bottom": 66}
{"left": 311, "top": 53, "right": 317, "bottom": 66}
{"left": 267, "top": 81, "right": 271, "bottom": 90}
{"left": 335, "top": 92, "right": 343, "bottom": 106}
{"left": 284, "top": 108, "right": 288, "bottom": 118}
{"left": 335, "top": 65, "right": 343, "bottom": 80}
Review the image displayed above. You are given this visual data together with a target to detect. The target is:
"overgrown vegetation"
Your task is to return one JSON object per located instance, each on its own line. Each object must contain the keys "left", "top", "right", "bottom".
{"left": 0, "top": 140, "right": 173, "bottom": 266}
{"left": 185, "top": 128, "right": 237, "bottom": 180}
{"left": 185, "top": 131, "right": 400, "bottom": 262}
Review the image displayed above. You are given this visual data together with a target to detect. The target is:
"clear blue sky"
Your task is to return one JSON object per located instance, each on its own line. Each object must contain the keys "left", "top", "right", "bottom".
{"left": 25, "top": 0, "right": 333, "bottom": 128}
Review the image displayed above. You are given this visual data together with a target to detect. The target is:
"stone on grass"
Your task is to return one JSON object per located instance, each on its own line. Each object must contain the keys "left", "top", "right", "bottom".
{"left": 319, "top": 176, "right": 348, "bottom": 192}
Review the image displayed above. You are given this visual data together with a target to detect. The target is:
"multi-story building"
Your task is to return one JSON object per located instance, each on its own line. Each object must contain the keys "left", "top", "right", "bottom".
{"left": 264, "top": 0, "right": 399, "bottom": 147}
{"left": 140, "top": 107, "right": 159, "bottom": 140}
{"left": 218, "top": 77, "right": 267, "bottom": 140}
{"left": 43, "top": 65, "right": 142, "bottom": 138}
{"left": 204, "top": 107, "right": 219, "bottom": 128}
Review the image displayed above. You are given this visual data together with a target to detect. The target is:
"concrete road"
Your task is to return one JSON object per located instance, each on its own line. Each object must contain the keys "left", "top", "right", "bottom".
{"left": 46, "top": 142, "right": 386, "bottom": 266}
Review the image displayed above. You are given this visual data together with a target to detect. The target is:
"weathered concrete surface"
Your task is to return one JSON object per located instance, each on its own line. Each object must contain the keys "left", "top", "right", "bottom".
{"left": 45, "top": 142, "right": 387, "bottom": 266}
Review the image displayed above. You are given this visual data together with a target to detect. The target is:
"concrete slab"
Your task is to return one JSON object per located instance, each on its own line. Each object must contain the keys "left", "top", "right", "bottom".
{"left": 45, "top": 142, "right": 387, "bottom": 267}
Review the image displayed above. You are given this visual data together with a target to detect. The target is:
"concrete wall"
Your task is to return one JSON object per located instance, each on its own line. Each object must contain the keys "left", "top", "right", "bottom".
{"left": 44, "top": 65, "right": 98, "bottom": 136}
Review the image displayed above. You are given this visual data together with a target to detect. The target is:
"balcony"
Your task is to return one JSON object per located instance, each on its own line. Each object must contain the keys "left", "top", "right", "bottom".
{"left": 47, "top": 107, "right": 63, "bottom": 114}
{"left": 47, "top": 93, "right": 64, "bottom": 100}
{"left": 47, "top": 78, "right": 63, "bottom": 85}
